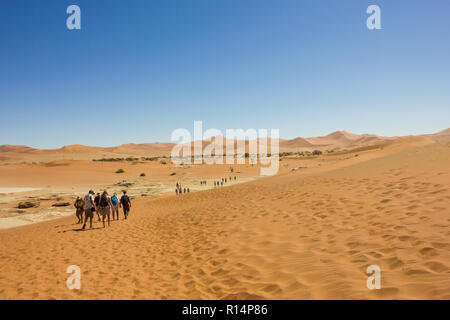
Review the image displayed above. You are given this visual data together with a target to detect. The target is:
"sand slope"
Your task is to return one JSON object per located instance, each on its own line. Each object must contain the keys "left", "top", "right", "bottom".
{"left": 0, "top": 137, "right": 449, "bottom": 299}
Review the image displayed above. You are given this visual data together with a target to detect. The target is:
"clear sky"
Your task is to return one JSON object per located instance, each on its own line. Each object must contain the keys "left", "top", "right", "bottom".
{"left": 1, "top": 0, "right": 449, "bottom": 148}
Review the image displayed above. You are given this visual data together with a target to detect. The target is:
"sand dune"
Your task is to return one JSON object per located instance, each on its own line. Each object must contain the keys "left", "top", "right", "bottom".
{"left": 305, "top": 130, "right": 360, "bottom": 147}
{"left": 348, "top": 135, "right": 392, "bottom": 147}
{"left": 423, "top": 128, "right": 450, "bottom": 142}
{"left": 279, "top": 137, "right": 314, "bottom": 149}
{"left": 0, "top": 145, "right": 36, "bottom": 153}
{"left": 105, "top": 143, "right": 177, "bottom": 156}
{"left": 1, "top": 129, "right": 448, "bottom": 161}
{"left": 0, "top": 136, "right": 448, "bottom": 299}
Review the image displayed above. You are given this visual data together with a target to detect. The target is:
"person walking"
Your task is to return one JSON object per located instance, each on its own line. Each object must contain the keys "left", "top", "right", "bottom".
{"left": 94, "top": 192, "right": 101, "bottom": 221}
{"left": 82, "top": 190, "right": 96, "bottom": 230}
{"left": 98, "top": 190, "right": 112, "bottom": 228}
{"left": 74, "top": 196, "right": 84, "bottom": 224}
{"left": 111, "top": 193, "right": 119, "bottom": 220}
{"left": 120, "top": 190, "right": 132, "bottom": 219}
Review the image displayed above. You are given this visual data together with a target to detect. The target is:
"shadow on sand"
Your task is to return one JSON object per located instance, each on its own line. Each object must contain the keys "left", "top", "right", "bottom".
{"left": 57, "top": 226, "right": 103, "bottom": 233}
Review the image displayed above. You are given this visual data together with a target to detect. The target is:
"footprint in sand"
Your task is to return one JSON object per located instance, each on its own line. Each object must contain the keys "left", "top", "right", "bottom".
{"left": 423, "top": 261, "right": 448, "bottom": 273}
{"left": 383, "top": 256, "right": 404, "bottom": 269}
{"left": 419, "top": 247, "right": 439, "bottom": 258}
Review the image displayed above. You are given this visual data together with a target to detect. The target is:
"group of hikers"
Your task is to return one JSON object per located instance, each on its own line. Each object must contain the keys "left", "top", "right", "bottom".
{"left": 175, "top": 183, "right": 190, "bottom": 195}
{"left": 214, "top": 176, "right": 236, "bottom": 187}
{"left": 175, "top": 177, "right": 238, "bottom": 195}
{"left": 73, "top": 190, "right": 132, "bottom": 229}
{"left": 73, "top": 175, "right": 240, "bottom": 226}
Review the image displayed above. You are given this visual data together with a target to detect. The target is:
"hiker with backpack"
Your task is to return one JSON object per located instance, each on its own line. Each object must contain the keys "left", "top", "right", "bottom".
{"left": 111, "top": 193, "right": 119, "bottom": 220}
{"left": 74, "top": 196, "right": 84, "bottom": 224}
{"left": 82, "top": 190, "right": 96, "bottom": 230}
{"left": 120, "top": 190, "right": 132, "bottom": 219}
{"left": 98, "top": 190, "right": 113, "bottom": 228}
{"left": 94, "top": 192, "right": 101, "bottom": 221}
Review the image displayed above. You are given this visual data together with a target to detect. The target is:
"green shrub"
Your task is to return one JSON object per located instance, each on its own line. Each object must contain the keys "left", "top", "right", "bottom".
{"left": 170, "top": 172, "right": 176, "bottom": 176}
{"left": 140, "top": 173, "right": 146, "bottom": 177}
{"left": 115, "top": 168, "right": 125, "bottom": 174}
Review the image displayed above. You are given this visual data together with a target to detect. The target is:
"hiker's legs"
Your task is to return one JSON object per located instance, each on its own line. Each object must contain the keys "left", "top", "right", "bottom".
{"left": 82, "top": 213, "right": 88, "bottom": 229}
{"left": 82, "top": 210, "right": 91, "bottom": 229}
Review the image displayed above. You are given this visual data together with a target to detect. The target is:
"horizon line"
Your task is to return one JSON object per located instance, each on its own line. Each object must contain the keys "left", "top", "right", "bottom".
{"left": 1, "top": 127, "right": 448, "bottom": 151}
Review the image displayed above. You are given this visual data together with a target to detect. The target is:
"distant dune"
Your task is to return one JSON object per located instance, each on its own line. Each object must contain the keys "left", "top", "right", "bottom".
{"left": 0, "top": 145, "right": 36, "bottom": 153}
{"left": 422, "top": 128, "right": 450, "bottom": 142}
{"left": 305, "top": 130, "right": 361, "bottom": 148}
{"left": 53, "top": 145, "right": 101, "bottom": 153}
{"left": 279, "top": 137, "right": 314, "bottom": 148}
{"left": 1, "top": 129, "right": 448, "bottom": 157}
{"left": 104, "top": 143, "right": 177, "bottom": 156}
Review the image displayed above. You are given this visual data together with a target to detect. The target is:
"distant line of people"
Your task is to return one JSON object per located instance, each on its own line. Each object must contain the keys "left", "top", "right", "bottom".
{"left": 175, "top": 176, "right": 238, "bottom": 194}
{"left": 175, "top": 182, "right": 190, "bottom": 195}
{"left": 73, "top": 175, "right": 240, "bottom": 227}
{"left": 214, "top": 176, "right": 237, "bottom": 187}
{"left": 74, "top": 190, "right": 132, "bottom": 230}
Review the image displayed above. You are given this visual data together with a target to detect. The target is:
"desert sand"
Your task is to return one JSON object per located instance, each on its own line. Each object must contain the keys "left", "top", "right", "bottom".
{"left": 0, "top": 131, "right": 449, "bottom": 299}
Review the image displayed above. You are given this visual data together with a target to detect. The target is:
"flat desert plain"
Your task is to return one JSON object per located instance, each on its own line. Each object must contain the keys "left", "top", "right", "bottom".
{"left": 0, "top": 131, "right": 449, "bottom": 299}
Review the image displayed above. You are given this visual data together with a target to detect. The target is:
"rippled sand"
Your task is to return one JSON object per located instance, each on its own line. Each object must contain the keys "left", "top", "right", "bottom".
{"left": 0, "top": 137, "right": 449, "bottom": 299}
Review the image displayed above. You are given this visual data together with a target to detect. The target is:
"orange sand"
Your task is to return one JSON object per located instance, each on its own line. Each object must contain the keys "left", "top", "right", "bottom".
{"left": 0, "top": 135, "right": 449, "bottom": 299}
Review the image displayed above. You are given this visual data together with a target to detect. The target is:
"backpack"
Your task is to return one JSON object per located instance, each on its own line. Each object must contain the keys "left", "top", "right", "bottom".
{"left": 75, "top": 199, "right": 83, "bottom": 209}
{"left": 100, "top": 194, "right": 109, "bottom": 207}
{"left": 111, "top": 196, "right": 118, "bottom": 205}
{"left": 121, "top": 195, "right": 130, "bottom": 206}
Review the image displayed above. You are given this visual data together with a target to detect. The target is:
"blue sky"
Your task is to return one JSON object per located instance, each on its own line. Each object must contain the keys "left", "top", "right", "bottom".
{"left": 0, "top": 0, "right": 449, "bottom": 148}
